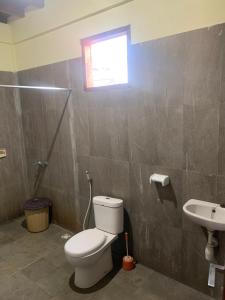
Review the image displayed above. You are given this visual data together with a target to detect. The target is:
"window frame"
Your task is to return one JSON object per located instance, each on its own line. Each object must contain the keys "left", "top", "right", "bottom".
{"left": 81, "top": 25, "right": 130, "bottom": 91}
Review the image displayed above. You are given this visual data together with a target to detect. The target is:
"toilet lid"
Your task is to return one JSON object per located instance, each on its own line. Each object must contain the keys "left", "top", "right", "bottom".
{"left": 64, "top": 229, "right": 106, "bottom": 257}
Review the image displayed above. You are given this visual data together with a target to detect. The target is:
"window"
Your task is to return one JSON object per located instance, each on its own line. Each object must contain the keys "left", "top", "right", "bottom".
{"left": 81, "top": 26, "right": 130, "bottom": 90}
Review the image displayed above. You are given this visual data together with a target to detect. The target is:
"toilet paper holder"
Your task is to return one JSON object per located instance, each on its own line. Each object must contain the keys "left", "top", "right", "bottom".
{"left": 149, "top": 173, "right": 169, "bottom": 187}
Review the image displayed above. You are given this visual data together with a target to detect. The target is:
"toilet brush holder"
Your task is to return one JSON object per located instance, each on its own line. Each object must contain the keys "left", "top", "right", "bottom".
{"left": 122, "top": 232, "right": 135, "bottom": 271}
{"left": 123, "top": 255, "right": 135, "bottom": 271}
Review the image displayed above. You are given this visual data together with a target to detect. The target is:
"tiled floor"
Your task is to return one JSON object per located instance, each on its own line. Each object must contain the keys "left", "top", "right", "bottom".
{"left": 0, "top": 217, "right": 214, "bottom": 300}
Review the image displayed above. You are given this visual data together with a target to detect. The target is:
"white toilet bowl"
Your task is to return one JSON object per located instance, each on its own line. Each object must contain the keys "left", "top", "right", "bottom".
{"left": 64, "top": 228, "right": 117, "bottom": 288}
{"left": 64, "top": 196, "right": 123, "bottom": 288}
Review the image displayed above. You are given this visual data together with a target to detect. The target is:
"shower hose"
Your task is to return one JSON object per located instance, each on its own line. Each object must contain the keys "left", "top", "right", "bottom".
{"left": 82, "top": 170, "right": 93, "bottom": 230}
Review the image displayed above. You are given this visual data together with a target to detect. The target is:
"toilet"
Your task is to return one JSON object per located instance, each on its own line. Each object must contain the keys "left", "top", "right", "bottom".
{"left": 64, "top": 196, "right": 123, "bottom": 288}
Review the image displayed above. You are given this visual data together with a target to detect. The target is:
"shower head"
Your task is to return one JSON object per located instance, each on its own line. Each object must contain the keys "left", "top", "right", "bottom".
{"left": 85, "top": 170, "right": 92, "bottom": 183}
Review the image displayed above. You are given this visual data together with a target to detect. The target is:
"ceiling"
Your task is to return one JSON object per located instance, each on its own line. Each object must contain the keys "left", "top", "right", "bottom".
{"left": 0, "top": 0, "right": 44, "bottom": 23}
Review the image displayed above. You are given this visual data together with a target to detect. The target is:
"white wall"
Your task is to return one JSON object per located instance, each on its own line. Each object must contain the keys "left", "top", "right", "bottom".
{"left": 2, "top": 0, "right": 225, "bottom": 71}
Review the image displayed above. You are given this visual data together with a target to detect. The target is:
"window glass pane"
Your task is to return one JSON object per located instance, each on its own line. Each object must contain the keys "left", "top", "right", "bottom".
{"left": 90, "top": 34, "right": 128, "bottom": 87}
{"left": 82, "top": 28, "right": 129, "bottom": 89}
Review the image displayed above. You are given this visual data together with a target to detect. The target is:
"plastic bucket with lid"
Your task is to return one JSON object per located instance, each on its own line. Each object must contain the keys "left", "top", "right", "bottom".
{"left": 24, "top": 198, "right": 52, "bottom": 233}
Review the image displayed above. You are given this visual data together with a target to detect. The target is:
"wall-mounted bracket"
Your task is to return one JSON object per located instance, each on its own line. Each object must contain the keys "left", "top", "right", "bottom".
{"left": 0, "top": 149, "right": 6, "bottom": 159}
{"left": 32, "top": 160, "right": 48, "bottom": 168}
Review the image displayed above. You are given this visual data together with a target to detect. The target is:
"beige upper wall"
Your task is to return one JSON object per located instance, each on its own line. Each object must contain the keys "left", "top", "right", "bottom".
{"left": 11, "top": 0, "right": 126, "bottom": 42}
{"left": 0, "top": 23, "right": 15, "bottom": 72}
{"left": 1, "top": 0, "right": 225, "bottom": 71}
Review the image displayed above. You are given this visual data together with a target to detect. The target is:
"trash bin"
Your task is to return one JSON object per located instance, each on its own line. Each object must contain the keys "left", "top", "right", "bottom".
{"left": 24, "top": 198, "right": 52, "bottom": 233}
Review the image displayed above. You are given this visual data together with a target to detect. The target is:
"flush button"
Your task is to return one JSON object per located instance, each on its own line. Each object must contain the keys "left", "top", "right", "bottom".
{"left": 0, "top": 149, "right": 6, "bottom": 159}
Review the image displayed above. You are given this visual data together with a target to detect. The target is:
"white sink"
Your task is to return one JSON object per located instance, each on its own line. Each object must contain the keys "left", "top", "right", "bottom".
{"left": 183, "top": 199, "right": 225, "bottom": 231}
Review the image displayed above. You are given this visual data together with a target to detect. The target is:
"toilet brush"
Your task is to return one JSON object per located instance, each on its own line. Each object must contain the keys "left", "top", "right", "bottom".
{"left": 122, "top": 232, "right": 135, "bottom": 271}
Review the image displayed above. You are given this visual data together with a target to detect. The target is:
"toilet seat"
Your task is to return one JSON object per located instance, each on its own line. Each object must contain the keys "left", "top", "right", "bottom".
{"left": 64, "top": 228, "right": 106, "bottom": 258}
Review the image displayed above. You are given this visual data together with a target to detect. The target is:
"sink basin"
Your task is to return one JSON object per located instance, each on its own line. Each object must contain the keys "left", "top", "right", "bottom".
{"left": 183, "top": 199, "right": 225, "bottom": 231}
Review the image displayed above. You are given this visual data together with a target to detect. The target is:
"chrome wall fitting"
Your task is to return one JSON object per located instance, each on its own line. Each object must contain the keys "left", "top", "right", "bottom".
{"left": 208, "top": 263, "right": 225, "bottom": 287}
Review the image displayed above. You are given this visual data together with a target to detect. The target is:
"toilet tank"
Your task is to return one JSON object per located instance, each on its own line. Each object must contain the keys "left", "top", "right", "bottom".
{"left": 93, "top": 196, "right": 123, "bottom": 235}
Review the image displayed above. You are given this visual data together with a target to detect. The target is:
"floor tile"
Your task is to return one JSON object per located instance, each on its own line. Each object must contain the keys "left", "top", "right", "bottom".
{"left": 0, "top": 218, "right": 214, "bottom": 300}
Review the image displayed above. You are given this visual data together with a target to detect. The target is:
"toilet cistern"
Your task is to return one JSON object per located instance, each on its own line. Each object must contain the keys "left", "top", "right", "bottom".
{"left": 149, "top": 174, "right": 169, "bottom": 187}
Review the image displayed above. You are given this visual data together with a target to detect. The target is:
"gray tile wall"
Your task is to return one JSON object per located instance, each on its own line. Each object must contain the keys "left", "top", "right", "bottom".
{"left": 18, "top": 63, "right": 80, "bottom": 231}
{"left": 17, "top": 23, "right": 225, "bottom": 297}
{"left": 0, "top": 72, "right": 28, "bottom": 222}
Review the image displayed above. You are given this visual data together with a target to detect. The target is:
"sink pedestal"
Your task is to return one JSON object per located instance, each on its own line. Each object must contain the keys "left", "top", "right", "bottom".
{"left": 205, "top": 230, "right": 218, "bottom": 262}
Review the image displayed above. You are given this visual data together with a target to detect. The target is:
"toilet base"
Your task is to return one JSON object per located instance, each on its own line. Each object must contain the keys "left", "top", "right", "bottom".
{"left": 74, "top": 247, "right": 113, "bottom": 289}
